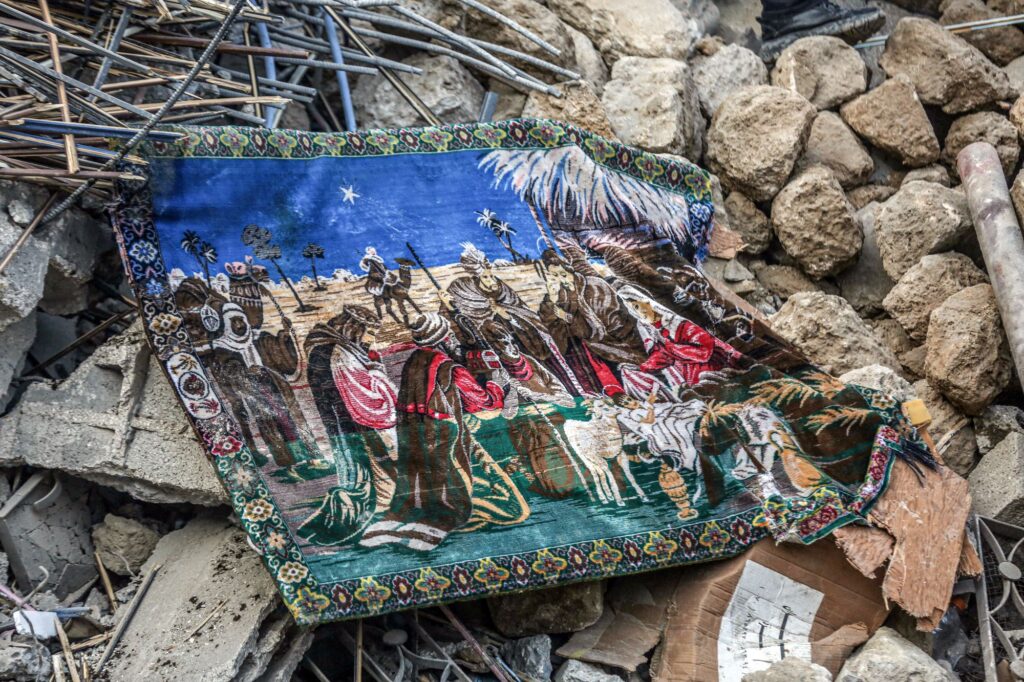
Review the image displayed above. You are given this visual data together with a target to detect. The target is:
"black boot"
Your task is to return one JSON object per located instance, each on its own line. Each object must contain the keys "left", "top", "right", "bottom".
{"left": 760, "top": 0, "right": 885, "bottom": 61}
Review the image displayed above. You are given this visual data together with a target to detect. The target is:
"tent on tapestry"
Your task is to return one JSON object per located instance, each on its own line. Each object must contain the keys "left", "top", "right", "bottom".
{"left": 111, "top": 118, "right": 936, "bottom": 625}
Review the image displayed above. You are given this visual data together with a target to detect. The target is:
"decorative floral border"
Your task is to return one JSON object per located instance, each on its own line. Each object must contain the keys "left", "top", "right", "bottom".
{"left": 111, "top": 119, "right": 901, "bottom": 625}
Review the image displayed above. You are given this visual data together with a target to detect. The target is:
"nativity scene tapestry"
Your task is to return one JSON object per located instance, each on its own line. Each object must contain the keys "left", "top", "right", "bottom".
{"left": 111, "top": 119, "right": 929, "bottom": 624}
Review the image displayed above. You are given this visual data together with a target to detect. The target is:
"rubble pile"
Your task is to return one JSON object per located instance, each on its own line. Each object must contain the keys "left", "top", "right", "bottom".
{"left": 0, "top": 0, "right": 1022, "bottom": 680}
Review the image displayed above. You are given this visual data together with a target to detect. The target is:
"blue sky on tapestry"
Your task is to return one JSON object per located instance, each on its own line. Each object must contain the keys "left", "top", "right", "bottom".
{"left": 149, "top": 150, "right": 547, "bottom": 278}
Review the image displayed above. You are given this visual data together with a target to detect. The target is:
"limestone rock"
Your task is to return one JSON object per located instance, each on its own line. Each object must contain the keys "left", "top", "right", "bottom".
{"left": 913, "top": 379, "right": 979, "bottom": 475}
{"left": 943, "top": 111, "right": 1019, "bottom": 177}
{"left": 874, "top": 181, "right": 973, "bottom": 280}
{"left": 723, "top": 191, "right": 771, "bottom": 254}
{"left": 489, "top": 580, "right": 605, "bottom": 637}
{"left": 555, "top": 659, "right": 624, "bottom": 682}
{"left": 354, "top": 54, "right": 484, "bottom": 128}
{"left": 879, "top": 17, "right": 1016, "bottom": 114}
{"left": 902, "top": 164, "right": 950, "bottom": 187}
{"left": 770, "top": 36, "right": 868, "bottom": 110}
{"left": 770, "top": 292, "right": 901, "bottom": 374}
{"left": 501, "top": 635, "right": 553, "bottom": 681}
{"left": 837, "top": 204, "right": 894, "bottom": 316}
{"left": 742, "top": 657, "right": 832, "bottom": 682}
{"left": 691, "top": 43, "right": 768, "bottom": 117}
{"left": 464, "top": 0, "right": 576, "bottom": 75}
{"left": 0, "top": 323, "right": 226, "bottom": 505}
{"left": 92, "top": 514, "right": 161, "bottom": 576}
{"left": 567, "top": 26, "right": 608, "bottom": 93}
{"left": 100, "top": 518, "right": 281, "bottom": 682}
{"left": 1008, "top": 95, "right": 1024, "bottom": 143}
{"left": 771, "top": 167, "right": 862, "bottom": 278}
{"left": 1013, "top": 171, "right": 1024, "bottom": 226}
{"left": 754, "top": 264, "right": 820, "bottom": 300}
{"left": 847, "top": 184, "right": 896, "bottom": 210}
{"left": 602, "top": 57, "right": 704, "bottom": 159}
{"left": 871, "top": 317, "right": 915, "bottom": 362}
{"left": 925, "top": 284, "right": 1013, "bottom": 415}
{"left": 798, "top": 111, "right": 873, "bottom": 189}
{"left": 838, "top": 627, "right": 958, "bottom": 682}
{"left": 707, "top": 86, "right": 816, "bottom": 202}
{"left": 969, "top": 432, "right": 1024, "bottom": 523}
{"left": 840, "top": 364, "right": 917, "bottom": 402}
{"left": 523, "top": 81, "right": 616, "bottom": 139}
{"left": 939, "top": 0, "right": 1024, "bottom": 66}
{"left": 547, "top": 0, "right": 700, "bottom": 61}
{"left": 974, "top": 405, "right": 1024, "bottom": 455}
{"left": 1006, "top": 54, "right": 1024, "bottom": 94}
{"left": 882, "top": 252, "right": 988, "bottom": 342}
{"left": 839, "top": 76, "right": 940, "bottom": 168}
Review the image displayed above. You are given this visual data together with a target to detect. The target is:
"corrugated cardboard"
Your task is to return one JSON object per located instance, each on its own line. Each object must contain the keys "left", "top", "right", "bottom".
{"left": 650, "top": 538, "right": 888, "bottom": 681}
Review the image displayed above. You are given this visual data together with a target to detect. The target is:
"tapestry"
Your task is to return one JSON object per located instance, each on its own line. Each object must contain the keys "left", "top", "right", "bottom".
{"left": 110, "top": 119, "right": 929, "bottom": 625}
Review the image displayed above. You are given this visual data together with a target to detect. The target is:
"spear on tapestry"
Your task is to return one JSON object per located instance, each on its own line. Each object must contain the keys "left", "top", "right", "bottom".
{"left": 527, "top": 202, "right": 556, "bottom": 251}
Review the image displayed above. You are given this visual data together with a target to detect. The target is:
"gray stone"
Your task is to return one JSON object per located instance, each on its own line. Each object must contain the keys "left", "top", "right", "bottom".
{"left": 0, "top": 640, "right": 52, "bottom": 681}
{"left": 943, "top": 111, "right": 1020, "bottom": 177}
{"left": 754, "top": 264, "right": 820, "bottom": 300}
{"left": 708, "top": 86, "right": 816, "bottom": 202}
{"left": 939, "top": 0, "right": 1024, "bottom": 66}
{"left": 691, "top": 43, "right": 768, "bottom": 117}
{"left": 1006, "top": 54, "right": 1024, "bottom": 94}
{"left": 839, "top": 76, "right": 940, "bottom": 168}
{"left": 602, "top": 57, "right": 705, "bottom": 160}
{"left": 840, "top": 364, "right": 917, "bottom": 402}
{"left": 547, "top": 0, "right": 700, "bottom": 61}
{"left": 798, "top": 111, "right": 873, "bottom": 189}
{"left": 771, "top": 166, "right": 862, "bottom": 278}
{"left": 100, "top": 517, "right": 281, "bottom": 682}
{"left": 874, "top": 182, "right": 973, "bottom": 280}
{"left": 771, "top": 36, "right": 868, "bottom": 110}
{"left": 0, "top": 312, "right": 35, "bottom": 409}
{"left": 724, "top": 258, "right": 754, "bottom": 283}
{"left": 879, "top": 17, "right": 1016, "bottom": 114}
{"left": 488, "top": 580, "right": 605, "bottom": 637}
{"left": 925, "top": 284, "right": 1013, "bottom": 415}
{"left": 36, "top": 204, "right": 111, "bottom": 315}
{"left": 724, "top": 191, "right": 771, "bottom": 255}
{"left": 974, "top": 405, "right": 1024, "bottom": 455}
{"left": 837, "top": 204, "right": 894, "bottom": 316}
{"left": 0, "top": 323, "right": 226, "bottom": 506}
{"left": 969, "top": 432, "right": 1024, "bottom": 522}
{"left": 913, "top": 378, "right": 979, "bottom": 475}
{"left": 882, "top": 252, "right": 988, "bottom": 342}
{"left": 837, "top": 626, "right": 957, "bottom": 681}
{"left": 770, "top": 292, "right": 901, "bottom": 375}
{"left": 92, "top": 513, "right": 161, "bottom": 576}
{"left": 555, "top": 659, "right": 624, "bottom": 682}
{"left": 354, "top": 53, "right": 484, "bottom": 128}
{"left": 743, "top": 657, "right": 832, "bottom": 681}
{"left": 567, "top": 26, "right": 608, "bottom": 93}
{"left": 501, "top": 635, "right": 553, "bottom": 681}
{"left": 524, "top": 81, "right": 616, "bottom": 139}
{"left": 901, "top": 164, "right": 950, "bottom": 187}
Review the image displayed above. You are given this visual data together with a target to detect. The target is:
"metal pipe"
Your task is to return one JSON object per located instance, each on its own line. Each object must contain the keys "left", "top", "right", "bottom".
{"left": 956, "top": 141, "right": 1024, "bottom": 391}
{"left": 321, "top": 8, "right": 356, "bottom": 131}
{"left": 255, "top": 21, "right": 281, "bottom": 128}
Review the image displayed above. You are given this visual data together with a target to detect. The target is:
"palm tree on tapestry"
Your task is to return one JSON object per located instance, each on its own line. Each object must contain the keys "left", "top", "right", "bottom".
{"left": 477, "top": 146, "right": 695, "bottom": 255}
{"left": 241, "top": 224, "right": 308, "bottom": 311}
{"left": 475, "top": 209, "right": 525, "bottom": 262}
{"left": 180, "top": 230, "right": 217, "bottom": 283}
{"left": 302, "top": 242, "right": 326, "bottom": 290}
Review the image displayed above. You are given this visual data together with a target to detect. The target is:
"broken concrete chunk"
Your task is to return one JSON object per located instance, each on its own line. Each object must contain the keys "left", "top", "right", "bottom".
{"left": 974, "top": 405, "right": 1024, "bottom": 455}
{"left": 0, "top": 312, "right": 36, "bottom": 410}
{"left": 100, "top": 516, "right": 280, "bottom": 682}
{"left": 770, "top": 36, "right": 868, "bottom": 110}
{"left": 879, "top": 17, "right": 1016, "bottom": 114}
{"left": 969, "top": 432, "right": 1024, "bottom": 523}
{"left": 836, "top": 204, "right": 894, "bottom": 317}
{"left": 488, "top": 580, "right": 605, "bottom": 637}
{"left": 770, "top": 292, "right": 900, "bottom": 375}
{"left": 501, "top": 634, "right": 553, "bottom": 681}
{"left": 555, "top": 659, "right": 624, "bottom": 681}
{"left": 837, "top": 626, "right": 958, "bottom": 681}
{"left": 0, "top": 640, "right": 52, "bottom": 682}
{"left": 924, "top": 284, "right": 1013, "bottom": 416}
{"left": 706, "top": 86, "right": 816, "bottom": 202}
{"left": 92, "top": 513, "right": 160, "bottom": 576}
{"left": 839, "top": 365, "right": 917, "bottom": 403}
{"left": 0, "top": 323, "right": 226, "bottom": 506}
{"left": 912, "top": 379, "right": 979, "bottom": 477}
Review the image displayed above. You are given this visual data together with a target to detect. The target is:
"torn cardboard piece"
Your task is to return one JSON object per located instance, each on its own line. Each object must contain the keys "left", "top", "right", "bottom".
{"left": 649, "top": 538, "right": 888, "bottom": 682}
